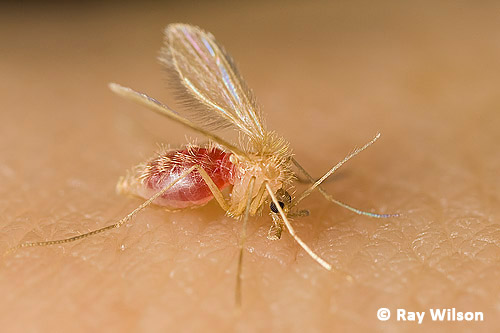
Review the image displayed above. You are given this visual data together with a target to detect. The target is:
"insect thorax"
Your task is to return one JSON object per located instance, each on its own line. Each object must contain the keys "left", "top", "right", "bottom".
{"left": 228, "top": 148, "right": 293, "bottom": 217}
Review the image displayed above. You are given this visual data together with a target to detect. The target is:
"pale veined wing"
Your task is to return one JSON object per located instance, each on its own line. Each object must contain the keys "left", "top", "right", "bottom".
{"left": 108, "top": 83, "right": 247, "bottom": 159}
{"left": 159, "top": 24, "right": 266, "bottom": 141}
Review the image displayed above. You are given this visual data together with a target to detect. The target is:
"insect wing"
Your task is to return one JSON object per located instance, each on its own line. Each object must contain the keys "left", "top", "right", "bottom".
{"left": 108, "top": 83, "right": 246, "bottom": 158}
{"left": 160, "top": 24, "right": 265, "bottom": 140}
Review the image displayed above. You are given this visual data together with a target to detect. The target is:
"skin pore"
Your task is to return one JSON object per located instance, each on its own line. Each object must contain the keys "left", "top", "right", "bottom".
{"left": 1, "top": 1, "right": 499, "bottom": 331}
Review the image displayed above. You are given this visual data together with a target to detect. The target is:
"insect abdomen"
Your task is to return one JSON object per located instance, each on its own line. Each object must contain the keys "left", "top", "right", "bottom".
{"left": 118, "top": 146, "right": 234, "bottom": 209}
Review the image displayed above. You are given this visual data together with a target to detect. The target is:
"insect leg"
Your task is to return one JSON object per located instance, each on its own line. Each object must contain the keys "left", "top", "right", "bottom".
{"left": 235, "top": 176, "right": 256, "bottom": 308}
{"left": 4, "top": 165, "right": 200, "bottom": 257}
{"left": 193, "top": 165, "right": 230, "bottom": 212}
{"left": 249, "top": 181, "right": 267, "bottom": 215}
{"left": 265, "top": 183, "right": 332, "bottom": 271}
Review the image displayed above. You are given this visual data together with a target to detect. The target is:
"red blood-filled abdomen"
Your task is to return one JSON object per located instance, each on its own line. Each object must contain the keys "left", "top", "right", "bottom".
{"left": 134, "top": 146, "right": 234, "bottom": 209}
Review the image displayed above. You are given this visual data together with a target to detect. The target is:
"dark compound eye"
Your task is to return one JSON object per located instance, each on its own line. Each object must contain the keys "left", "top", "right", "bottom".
{"left": 270, "top": 201, "right": 285, "bottom": 213}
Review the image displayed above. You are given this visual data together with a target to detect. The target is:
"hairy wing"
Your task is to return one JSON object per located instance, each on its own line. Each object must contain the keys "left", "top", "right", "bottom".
{"left": 159, "top": 24, "right": 266, "bottom": 140}
{"left": 108, "top": 83, "right": 247, "bottom": 158}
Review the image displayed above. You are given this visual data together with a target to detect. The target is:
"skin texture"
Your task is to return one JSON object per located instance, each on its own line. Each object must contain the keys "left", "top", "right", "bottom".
{"left": 1, "top": 1, "right": 499, "bottom": 332}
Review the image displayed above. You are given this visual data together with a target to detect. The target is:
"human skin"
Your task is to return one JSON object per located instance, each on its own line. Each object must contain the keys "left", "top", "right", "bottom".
{"left": 1, "top": 1, "right": 499, "bottom": 332}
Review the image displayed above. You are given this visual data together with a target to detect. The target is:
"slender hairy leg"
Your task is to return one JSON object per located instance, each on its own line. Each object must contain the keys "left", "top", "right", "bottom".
{"left": 235, "top": 176, "right": 256, "bottom": 308}
{"left": 249, "top": 182, "right": 267, "bottom": 215}
{"left": 265, "top": 183, "right": 333, "bottom": 271}
{"left": 4, "top": 164, "right": 231, "bottom": 257}
{"left": 193, "top": 165, "right": 230, "bottom": 212}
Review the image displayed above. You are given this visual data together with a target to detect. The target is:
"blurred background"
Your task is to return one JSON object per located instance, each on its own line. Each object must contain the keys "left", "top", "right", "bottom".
{"left": 1, "top": 0, "right": 499, "bottom": 332}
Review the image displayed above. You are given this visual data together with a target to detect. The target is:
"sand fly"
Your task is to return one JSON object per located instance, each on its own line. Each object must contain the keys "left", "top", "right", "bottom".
{"left": 6, "top": 24, "right": 397, "bottom": 305}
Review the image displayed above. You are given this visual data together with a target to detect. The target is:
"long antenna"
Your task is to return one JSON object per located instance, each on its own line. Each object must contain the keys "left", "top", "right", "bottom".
{"left": 292, "top": 158, "right": 399, "bottom": 218}
{"left": 292, "top": 133, "right": 382, "bottom": 207}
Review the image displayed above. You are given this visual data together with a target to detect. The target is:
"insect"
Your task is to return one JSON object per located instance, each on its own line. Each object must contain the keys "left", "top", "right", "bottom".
{"left": 5, "top": 24, "right": 396, "bottom": 305}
